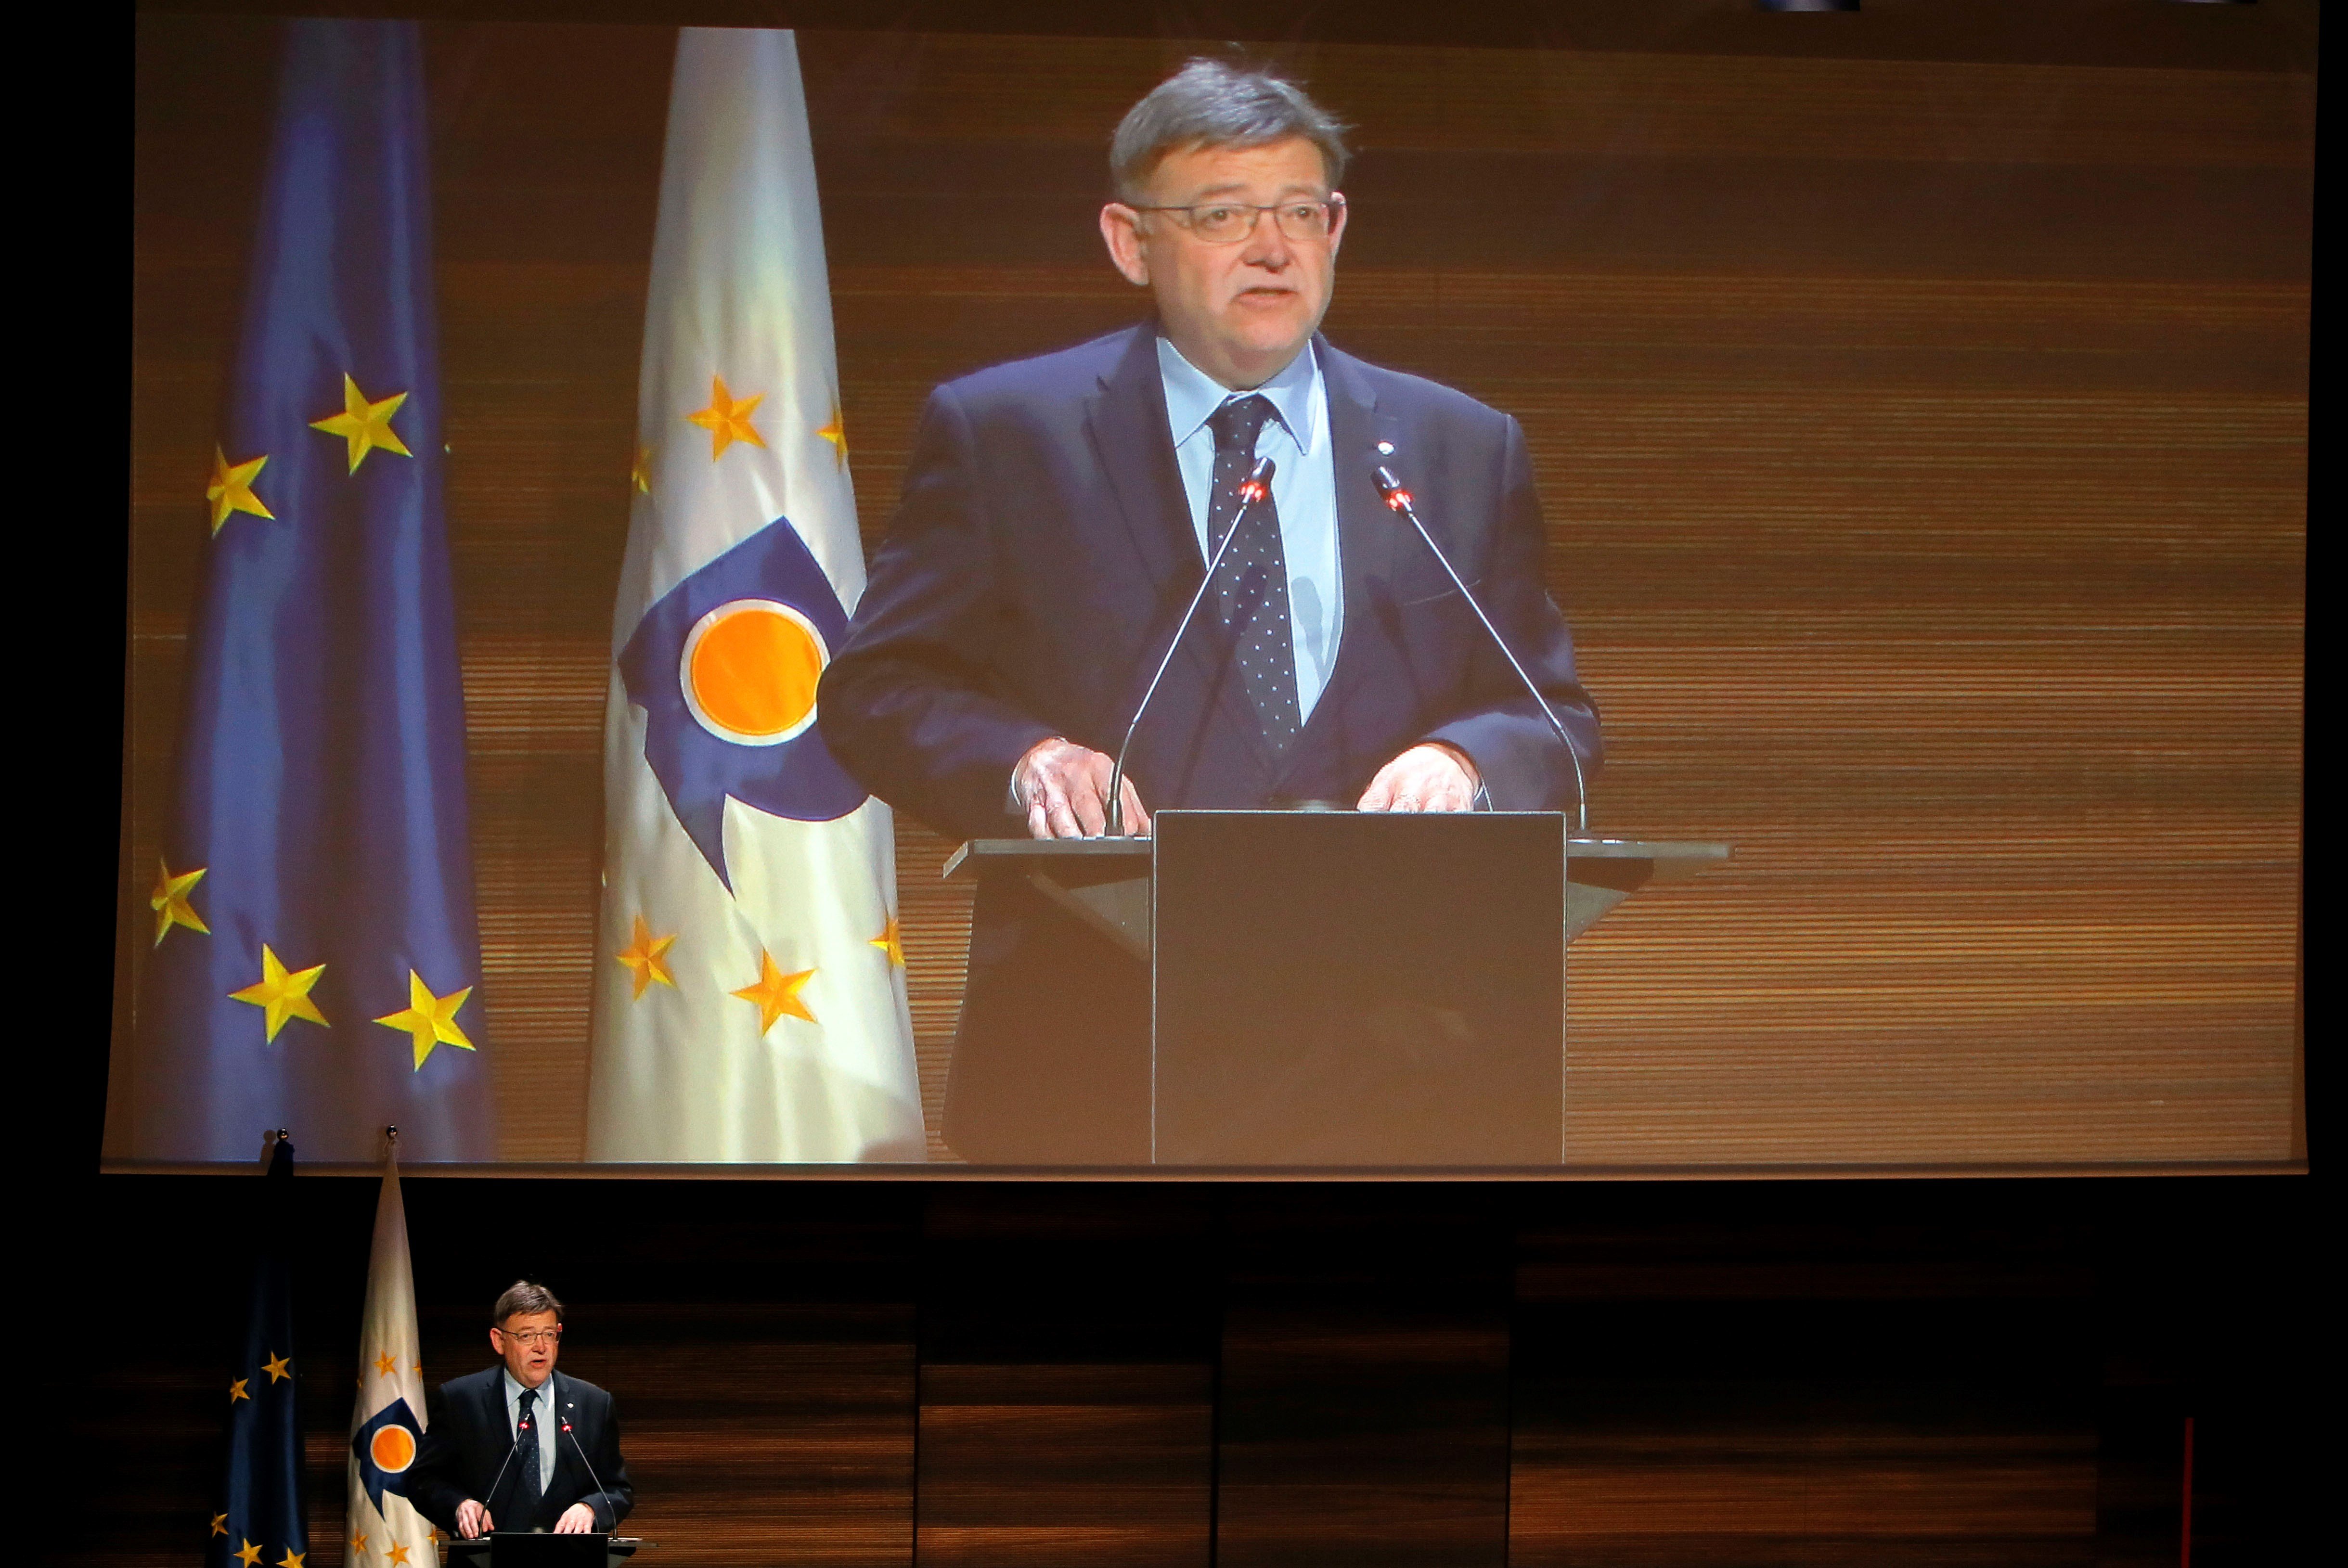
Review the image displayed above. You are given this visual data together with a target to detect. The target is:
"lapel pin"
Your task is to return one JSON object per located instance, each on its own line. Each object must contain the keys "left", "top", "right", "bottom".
{"left": 1375, "top": 440, "right": 1394, "bottom": 455}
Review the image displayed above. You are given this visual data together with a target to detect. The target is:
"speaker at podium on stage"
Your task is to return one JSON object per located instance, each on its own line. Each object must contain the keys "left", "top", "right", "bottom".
{"left": 816, "top": 60, "right": 1736, "bottom": 1166}
{"left": 411, "top": 1282, "right": 636, "bottom": 1551}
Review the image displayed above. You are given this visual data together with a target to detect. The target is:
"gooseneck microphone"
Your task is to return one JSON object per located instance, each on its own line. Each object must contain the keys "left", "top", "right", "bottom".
{"left": 559, "top": 1414, "right": 618, "bottom": 1533}
{"left": 1105, "top": 455, "right": 1277, "bottom": 836}
{"left": 477, "top": 1413, "right": 528, "bottom": 1536}
{"left": 1371, "top": 465, "right": 1589, "bottom": 834}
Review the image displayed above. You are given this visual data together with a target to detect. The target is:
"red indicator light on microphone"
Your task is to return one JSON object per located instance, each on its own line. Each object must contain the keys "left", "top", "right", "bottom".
{"left": 1236, "top": 455, "right": 1274, "bottom": 505}
{"left": 1370, "top": 465, "right": 1412, "bottom": 511}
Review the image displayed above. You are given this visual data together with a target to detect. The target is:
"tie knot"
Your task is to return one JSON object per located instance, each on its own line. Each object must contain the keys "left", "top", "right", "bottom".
{"left": 518, "top": 1388, "right": 536, "bottom": 1410}
{"left": 1208, "top": 394, "right": 1275, "bottom": 456}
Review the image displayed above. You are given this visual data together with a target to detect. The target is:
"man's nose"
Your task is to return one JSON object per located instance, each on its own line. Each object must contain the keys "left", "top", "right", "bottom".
{"left": 1241, "top": 211, "right": 1292, "bottom": 267}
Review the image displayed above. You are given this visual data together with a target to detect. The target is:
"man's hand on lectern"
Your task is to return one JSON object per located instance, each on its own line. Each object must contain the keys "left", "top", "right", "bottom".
{"left": 553, "top": 1503, "right": 599, "bottom": 1534}
{"left": 1016, "top": 736, "right": 1150, "bottom": 838}
{"left": 1357, "top": 743, "right": 1479, "bottom": 813}
{"left": 456, "top": 1500, "right": 493, "bottom": 1539}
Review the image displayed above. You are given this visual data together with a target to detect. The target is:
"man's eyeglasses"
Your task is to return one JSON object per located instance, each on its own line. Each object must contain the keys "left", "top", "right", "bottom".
{"left": 501, "top": 1327, "right": 562, "bottom": 1348}
{"left": 1131, "top": 196, "right": 1345, "bottom": 245}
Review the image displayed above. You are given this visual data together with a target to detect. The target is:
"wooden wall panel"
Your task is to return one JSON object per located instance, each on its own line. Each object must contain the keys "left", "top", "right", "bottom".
{"left": 69, "top": 1174, "right": 925, "bottom": 1568}
{"left": 1214, "top": 1198, "right": 1514, "bottom": 1567}
{"left": 803, "top": 31, "right": 2316, "bottom": 170}
{"left": 121, "top": 15, "right": 2306, "bottom": 1167}
{"left": 913, "top": 1191, "right": 1218, "bottom": 1567}
{"left": 917, "top": 1363, "right": 1212, "bottom": 1568}
{"left": 62, "top": 1175, "right": 2321, "bottom": 1566}
{"left": 532, "top": 1304, "right": 917, "bottom": 1568}
{"left": 1508, "top": 1218, "right": 2102, "bottom": 1567}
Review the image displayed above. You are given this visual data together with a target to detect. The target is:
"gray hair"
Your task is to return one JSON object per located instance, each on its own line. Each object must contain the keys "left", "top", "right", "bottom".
{"left": 1110, "top": 58, "right": 1351, "bottom": 203}
{"left": 493, "top": 1279, "right": 565, "bottom": 1324}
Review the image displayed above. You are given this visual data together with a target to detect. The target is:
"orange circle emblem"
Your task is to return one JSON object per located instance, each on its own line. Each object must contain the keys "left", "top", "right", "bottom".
{"left": 369, "top": 1424, "right": 417, "bottom": 1472}
{"left": 680, "top": 598, "right": 828, "bottom": 746}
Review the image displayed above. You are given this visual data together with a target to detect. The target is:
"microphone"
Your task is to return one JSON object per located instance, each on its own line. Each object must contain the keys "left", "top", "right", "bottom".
{"left": 1106, "top": 455, "right": 1277, "bottom": 836}
{"left": 1370, "top": 464, "right": 1589, "bottom": 834}
{"left": 476, "top": 1414, "right": 528, "bottom": 1537}
{"left": 559, "top": 1414, "right": 618, "bottom": 1533}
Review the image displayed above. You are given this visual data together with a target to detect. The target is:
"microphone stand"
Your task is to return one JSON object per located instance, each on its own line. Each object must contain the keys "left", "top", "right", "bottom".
{"left": 559, "top": 1415, "right": 620, "bottom": 1534}
{"left": 1106, "top": 456, "right": 1277, "bottom": 836}
{"left": 475, "top": 1420, "right": 527, "bottom": 1540}
{"left": 1371, "top": 465, "right": 1590, "bottom": 835}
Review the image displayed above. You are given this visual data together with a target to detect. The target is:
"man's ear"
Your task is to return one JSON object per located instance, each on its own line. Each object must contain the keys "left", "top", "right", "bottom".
{"left": 1100, "top": 204, "right": 1151, "bottom": 286}
{"left": 1326, "top": 191, "right": 1347, "bottom": 261}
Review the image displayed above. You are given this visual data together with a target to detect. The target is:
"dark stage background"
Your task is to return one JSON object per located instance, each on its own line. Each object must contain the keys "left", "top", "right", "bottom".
{"left": 67, "top": 1171, "right": 2317, "bottom": 1566}
{"left": 121, "top": 1, "right": 2309, "bottom": 1169}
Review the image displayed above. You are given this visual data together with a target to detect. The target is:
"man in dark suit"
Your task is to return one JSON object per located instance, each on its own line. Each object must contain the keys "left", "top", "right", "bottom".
{"left": 410, "top": 1281, "right": 633, "bottom": 1539}
{"left": 819, "top": 59, "right": 1600, "bottom": 1162}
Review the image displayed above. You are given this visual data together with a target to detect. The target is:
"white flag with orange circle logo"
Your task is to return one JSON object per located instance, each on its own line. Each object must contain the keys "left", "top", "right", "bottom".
{"left": 347, "top": 1142, "right": 438, "bottom": 1568}
{"left": 584, "top": 27, "right": 924, "bottom": 1161}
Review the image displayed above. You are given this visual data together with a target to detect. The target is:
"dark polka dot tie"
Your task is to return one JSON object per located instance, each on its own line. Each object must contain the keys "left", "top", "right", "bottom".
{"left": 1206, "top": 394, "right": 1302, "bottom": 757}
{"left": 515, "top": 1386, "right": 543, "bottom": 1524}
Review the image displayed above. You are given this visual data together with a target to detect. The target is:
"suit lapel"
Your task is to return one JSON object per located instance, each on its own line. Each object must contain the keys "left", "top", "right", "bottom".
{"left": 482, "top": 1369, "right": 511, "bottom": 1444}
{"left": 1087, "top": 322, "right": 1198, "bottom": 603}
{"left": 1282, "top": 337, "right": 1403, "bottom": 777}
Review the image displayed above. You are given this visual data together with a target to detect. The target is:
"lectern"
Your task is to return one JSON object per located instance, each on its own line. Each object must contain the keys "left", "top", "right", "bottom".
{"left": 442, "top": 1534, "right": 642, "bottom": 1567}
{"left": 945, "top": 810, "right": 1726, "bottom": 1166}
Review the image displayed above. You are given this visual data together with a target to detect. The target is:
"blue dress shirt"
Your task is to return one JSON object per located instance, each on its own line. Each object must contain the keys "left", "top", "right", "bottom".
{"left": 501, "top": 1367, "right": 557, "bottom": 1494}
{"left": 1157, "top": 336, "right": 1342, "bottom": 720}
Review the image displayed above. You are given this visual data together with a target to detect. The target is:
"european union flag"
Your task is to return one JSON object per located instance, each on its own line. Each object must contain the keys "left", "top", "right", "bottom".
{"left": 207, "top": 1136, "right": 307, "bottom": 1568}
{"left": 131, "top": 19, "right": 494, "bottom": 1160}
{"left": 617, "top": 516, "right": 868, "bottom": 890}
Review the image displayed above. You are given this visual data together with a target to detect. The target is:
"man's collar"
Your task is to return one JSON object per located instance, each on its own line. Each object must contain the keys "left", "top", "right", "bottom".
{"left": 503, "top": 1366, "right": 554, "bottom": 1402}
{"left": 1156, "top": 335, "right": 1320, "bottom": 452}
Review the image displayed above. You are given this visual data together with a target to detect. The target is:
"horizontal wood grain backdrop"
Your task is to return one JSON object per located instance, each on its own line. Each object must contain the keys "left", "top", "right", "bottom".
{"left": 119, "top": 11, "right": 2307, "bottom": 1165}
{"left": 72, "top": 1173, "right": 2317, "bottom": 1567}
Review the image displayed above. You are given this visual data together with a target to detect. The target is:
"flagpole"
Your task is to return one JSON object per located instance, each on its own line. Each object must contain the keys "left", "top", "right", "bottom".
{"left": 349, "top": 1123, "right": 439, "bottom": 1568}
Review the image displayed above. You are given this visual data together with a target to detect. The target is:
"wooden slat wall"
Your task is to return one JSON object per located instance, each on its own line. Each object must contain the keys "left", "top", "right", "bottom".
{"left": 120, "top": 16, "right": 2306, "bottom": 1165}
{"left": 913, "top": 1190, "right": 1218, "bottom": 1567}
{"left": 1510, "top": 1220, "right": 2101, "bottom": 1567}
{"left": 546, "top": 1302, "right": 917, "bottom": 1566}
{"left": 917, "top": 1362, "right": 1212, "bottom": 1567}
{"left": 74, "top": 1175, "right": 2316, "bottom": 1566}
{"left": 1214, "top": 1196, "right": 1513, "bottom": 1567}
